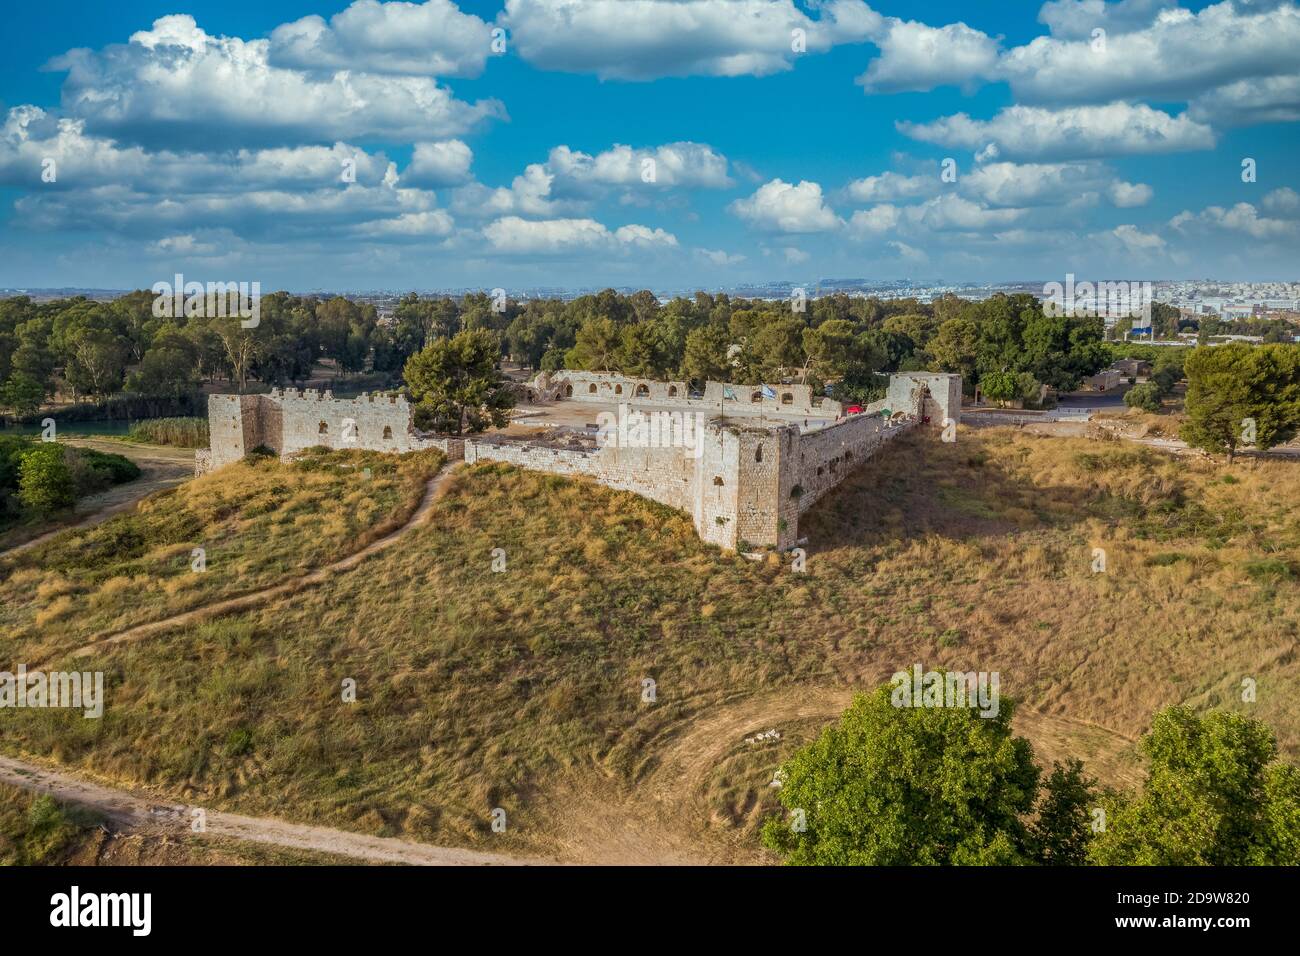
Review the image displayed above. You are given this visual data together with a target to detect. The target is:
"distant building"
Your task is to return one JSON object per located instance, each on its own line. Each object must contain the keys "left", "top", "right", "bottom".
{"left": 1113, "top": 358, "right": 1151, "bottom": 380}
{"left": 1085, "top": 369, "right": 1123, "bottom": 391}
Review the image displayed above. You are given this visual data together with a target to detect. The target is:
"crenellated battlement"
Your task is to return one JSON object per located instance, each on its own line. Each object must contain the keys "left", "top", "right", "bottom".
{"left": 199, "top": 371, "right": 960, "bottom": 551}
{"left": 200, "top": 389, "right": 436, "bottom": 474}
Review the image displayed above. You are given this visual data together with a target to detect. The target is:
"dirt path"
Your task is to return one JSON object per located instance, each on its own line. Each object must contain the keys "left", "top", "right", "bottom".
{"left": 68, "top": 463, "right": 457, "bottom": 660}
{"left": 3, "top": 439, "right": 193, "bottom": 556}
{"left": 1, "top": 683, "right": 1143, "bottom": 867}
{"left": 0, "top": 754, "right": 542, "bottom": 866}
{"left": 639, "top": 685, "right": 1144, "bottom": 804}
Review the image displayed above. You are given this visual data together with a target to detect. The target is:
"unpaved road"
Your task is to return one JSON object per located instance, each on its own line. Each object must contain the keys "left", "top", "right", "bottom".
{"left": 641, "top": 685, "right": 1143, "bottom": 802}
{"left": 0, "top": 684, "right": 1143, "bottom": 868}
{"left": 0, "top": 754, "right": 542, "bottom": 866}
{"left": 68, "top": 463, "right": 456, "bottom": 660}
{"left": 3, "top": 438, "right": 193, "bottom": 556}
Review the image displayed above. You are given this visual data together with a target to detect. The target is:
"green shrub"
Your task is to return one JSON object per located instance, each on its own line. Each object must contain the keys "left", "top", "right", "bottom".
{"left": 19, "top": 796, "right": 77, "bottom": 865}
{"left": 0, "top": 435, "right": 31, "bottom": 493}
{"left": 225, "top": 728, "right": 254, "bottom": 757}
{"left": 68, "top": 447, "right": 141, "bottom": 497}
{"left": 1244, "top": 559, "right": 1296, "bottom": 581}
{"left": 1124, "top": 382, "right": 1162, "bottom": 413}
{"left": 18, "top": 443, "right": 74, "bottom": 514}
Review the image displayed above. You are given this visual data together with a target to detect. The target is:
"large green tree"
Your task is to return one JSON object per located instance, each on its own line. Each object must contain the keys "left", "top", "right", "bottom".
{"left": 1030, "top": 759, "right": 1098, "bottom": 866}
{"left": 1181, "top": 343, "right": 1300, "bottom": 460}
{"left": 403, "top": 328, "right": 515, "bottom": 435}
{"left": 762, "top": 686, "right": 1043, "bottom": 865}
{"left": 64, "top": 328, "right": 128, "bottom": 399}
{"left": 566, "top": 317, "right": 623, "bottom": 372}
{"left": 1090, "top": 707, "right": 1300, "bottom": 865}
{"left": 0, "top": 373, "right": 45, "bottom": 419}
{"left": 680, "top": 323, "right": 732, "bottom": 386}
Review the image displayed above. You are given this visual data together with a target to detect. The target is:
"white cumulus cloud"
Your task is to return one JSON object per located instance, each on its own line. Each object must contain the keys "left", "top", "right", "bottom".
{"left": 857, "top": 19, "right": 1001, "bottom": 93}
{"left": 404, "top": 140, "right": 474, "bottom": 188}
{"left": 49, "top": 15, "right": 504, "bottom": 148}
{"left": 899, "top": 102, "right": 1215, "bottom": 160}
{"left": 1107, "top": 180, "right": 1154, "bottom": 207}
{"left": 503, "top": 0, "right": 880, "bottom": 80}
{"left": 482, "top": 216, "right": 678, "bottom": 254}
{"left": 729, "top": 178, "right": 842, "bottom": 233}
{"left": 270, "top": 0, "right": 493, "bottom": 77}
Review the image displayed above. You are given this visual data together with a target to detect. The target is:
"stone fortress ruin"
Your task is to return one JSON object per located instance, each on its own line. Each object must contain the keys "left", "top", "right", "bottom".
{"left": 198, "top": 371, "right": 961, "bottom": 552}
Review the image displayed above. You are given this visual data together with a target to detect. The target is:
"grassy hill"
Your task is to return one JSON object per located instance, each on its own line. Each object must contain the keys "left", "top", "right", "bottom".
{"left": 0, "top": 429, "right": 1295, "bottom": 863}
{"left": 0, "top": 446, "right": 444, "bottom": 659}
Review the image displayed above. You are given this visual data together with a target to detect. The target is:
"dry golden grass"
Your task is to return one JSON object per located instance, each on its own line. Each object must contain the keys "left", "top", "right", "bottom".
{"left": 0, "top": 447, "right": 443, "bottom": 658}
{"left": 0, "top": 428, "right": 1295, "bottom": 862}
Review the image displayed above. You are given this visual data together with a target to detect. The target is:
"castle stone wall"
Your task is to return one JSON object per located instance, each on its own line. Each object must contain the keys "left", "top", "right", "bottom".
{"left": 464, "top": 432, "right": 701, "bottom": 516}
{"left": 199, "top": 371, "right": 961, "bottom": 551}
{"left": 201, "top": 389, "right": 450, "bottom": 474}
{"left": 701, "top": 381, "right": 839, "bottom": 417}
{"left": 886, "top": 373, "right": 962, "bottom": 430}
{"left": 793, "top": 412, "right": 914, "bottom": 514}
{"left": 540, "top": 371, "right": 841, "bottom": 419}
{"left": 546, "top": 371, "right": 692, "bottom": 405}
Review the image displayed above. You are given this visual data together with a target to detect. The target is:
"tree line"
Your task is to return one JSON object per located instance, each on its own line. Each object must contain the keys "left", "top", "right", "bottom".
{"left": 503, "top": 289, "right": 1112, "bottom": 406}
{"left": 0, "top": 288, "right": 1116, "bottom": 418}
{"left": 6, "top": 288, "right": 1295, "bottom": 449}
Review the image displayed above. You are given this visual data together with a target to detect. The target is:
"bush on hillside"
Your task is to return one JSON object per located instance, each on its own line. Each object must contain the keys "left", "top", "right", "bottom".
{"left": 17, "top": 443, "right": 75, "bottom": 514}
{"left": 1124, "top": 382, "right": 1162, "bottom": 413}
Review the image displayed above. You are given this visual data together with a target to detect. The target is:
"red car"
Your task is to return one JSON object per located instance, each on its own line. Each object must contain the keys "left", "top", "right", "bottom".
{"left": 845, "top": 404, "right": 864, "bottom": 415}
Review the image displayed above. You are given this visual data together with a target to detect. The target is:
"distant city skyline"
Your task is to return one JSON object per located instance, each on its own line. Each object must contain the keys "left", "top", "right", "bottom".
{"left": 7, "top": 277, "right": 1299, "bottom": 316}
{"left": 2, "top": 1, "right": 1299, "bottom": 289}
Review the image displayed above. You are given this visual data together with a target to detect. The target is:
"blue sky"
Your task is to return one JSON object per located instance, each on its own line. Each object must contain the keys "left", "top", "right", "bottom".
{"left": 1, "top": 0, "right": 1298, "bottom": 291}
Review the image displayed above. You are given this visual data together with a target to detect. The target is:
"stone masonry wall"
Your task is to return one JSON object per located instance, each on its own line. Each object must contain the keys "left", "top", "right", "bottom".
{"left": 731, "top": 426, "right": 797, "bottom": 550}
{"left": 886, "top": 373, "right": 962, "bottom": 430}
{"left": 793, "top": 413, "right": 916, "bottom": 514}
{"left": 463, "top": 432, "right": 702, "bottom": 522}
{"left": 700, "top": 381, "right": 840, "bottom": 418}
{"left": 200, "top": 372, "right": 961, "bottom": 551}
{"left": 542, "top": 371, "right": 842, "bottom": 419}
{"left": 201, "top": 389, "right": 453, "bottom": 474}
{"left": 546, "top": 371, "right": 692, "bottom": 405}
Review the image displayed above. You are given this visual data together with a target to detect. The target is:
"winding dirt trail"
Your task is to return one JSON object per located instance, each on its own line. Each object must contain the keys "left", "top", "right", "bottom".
{"left": 0, "top": 682, "right": 1143, "bottom": 867}
{"left": 0, "top": 754, "right": 542, "bottom": 866}
{"left": 67, "top": 463, "right": 457, "bottom": 660}
{"left": 639, "top": 685, "right": 1144, "bottom": 804}
{"left": 10, "top": 448, "right": 1148, "bottom": 865}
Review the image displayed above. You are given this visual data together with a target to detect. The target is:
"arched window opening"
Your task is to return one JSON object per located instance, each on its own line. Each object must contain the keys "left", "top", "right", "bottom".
{"left": 318, "top": 422, "right": 328, "bottom": 435}
{"left": 383, "top": 426, "right": 393, "bottom": 439}
{"left": 635, "top": 384, "right": 650, "bottom": 398}
{"left": 781, "top": 392, "right": 794, "bottom": 405}
{"left": 713, "top": 476, "right": 724, "bottom": 486}
{"left": 755, "top": 444, "right": 763, "bottom": 463}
